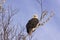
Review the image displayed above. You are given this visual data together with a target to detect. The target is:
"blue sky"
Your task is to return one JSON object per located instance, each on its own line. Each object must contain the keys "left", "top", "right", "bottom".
{"left": 5, "top": 0, "right": 60, "bottom": 40}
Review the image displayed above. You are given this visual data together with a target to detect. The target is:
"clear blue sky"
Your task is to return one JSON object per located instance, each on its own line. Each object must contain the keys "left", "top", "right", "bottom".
{"left": 5, "top": 0, "right": 60, "bottom": 40}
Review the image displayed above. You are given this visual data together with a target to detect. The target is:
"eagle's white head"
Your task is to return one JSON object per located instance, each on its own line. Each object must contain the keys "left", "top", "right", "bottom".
{"left": 33, "top": 14, "right": 38, "bottom": 18}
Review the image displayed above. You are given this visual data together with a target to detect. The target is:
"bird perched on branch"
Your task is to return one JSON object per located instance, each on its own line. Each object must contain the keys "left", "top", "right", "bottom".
{"left": 26, "top": 14, "right": 40, "bottom": 35}
{"left": 26, "top": 11, "right": 54, "bottom": 35}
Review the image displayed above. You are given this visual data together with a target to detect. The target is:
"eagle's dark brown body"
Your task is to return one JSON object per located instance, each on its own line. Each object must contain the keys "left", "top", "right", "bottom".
{"left": 26, "top": 18, "right": 39, "bottom": 35}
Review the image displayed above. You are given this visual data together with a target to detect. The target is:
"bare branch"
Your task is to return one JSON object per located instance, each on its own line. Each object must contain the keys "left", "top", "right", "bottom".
{"left": 42, "top": 11, "right": 55, "bottom": 25}
{"left": 40, "top": 10, "right": 48, "bottom": 21}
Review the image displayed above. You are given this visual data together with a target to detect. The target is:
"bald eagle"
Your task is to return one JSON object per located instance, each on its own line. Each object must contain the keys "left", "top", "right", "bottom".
{"left": 26, "top": 14, "right": 40, "bottom": 35}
